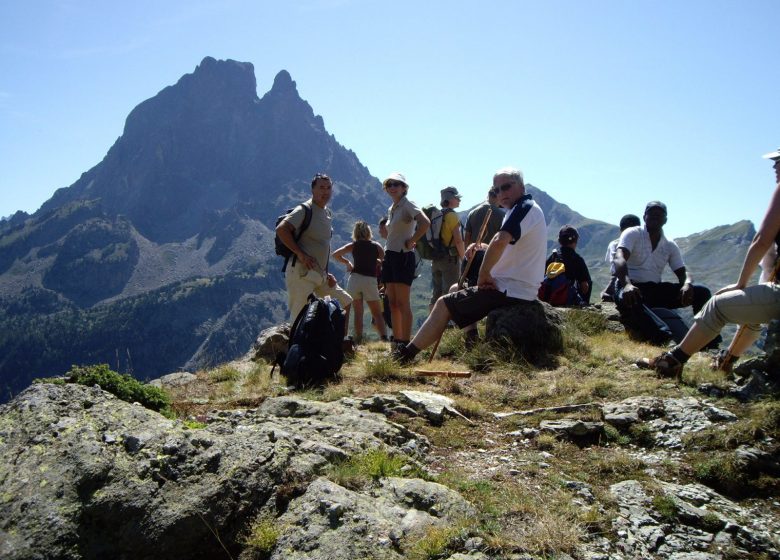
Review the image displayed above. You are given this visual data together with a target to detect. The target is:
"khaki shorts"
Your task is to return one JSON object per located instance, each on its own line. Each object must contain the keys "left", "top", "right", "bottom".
{"left": 286, "top": 263, "right": 353, "bottom": 321}
{"left": 347, "top": 273, "right": 380, "bottom": 302}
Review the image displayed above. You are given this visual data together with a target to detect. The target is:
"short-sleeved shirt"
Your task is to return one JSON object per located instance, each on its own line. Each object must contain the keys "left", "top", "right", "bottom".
{"left": 617, "top": 225, "right": 684, "bottom": 283}
{"left": 385, "top": 196, "right": 421, "bottom": 252}
{"left": 489, "top": 195, "right": 547, "bottom": 300}
{"left": 605, "top": 238, "right": 619, "bottom": 274}
{"left": 281, "top": 199, "right": 332, "bottom": 270}
{"left": 465, "top": 202, "right": 505, "bottom": 244}
{"left": 439, "top": 209, "right": 461, "bottom": 249}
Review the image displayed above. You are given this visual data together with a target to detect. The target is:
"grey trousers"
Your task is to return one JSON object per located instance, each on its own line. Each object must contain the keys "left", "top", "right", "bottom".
{"left": 695, "top": 282, "right": 780, "bottom": 339}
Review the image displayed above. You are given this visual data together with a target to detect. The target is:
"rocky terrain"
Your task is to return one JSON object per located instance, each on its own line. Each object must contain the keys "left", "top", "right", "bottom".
{"left": 2, "top": 304, "right": 778, "bottom": 559}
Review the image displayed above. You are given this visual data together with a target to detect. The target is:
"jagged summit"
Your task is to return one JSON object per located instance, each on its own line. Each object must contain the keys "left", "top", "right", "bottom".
{"left": 270, "top": 69, "right": 296, "bottom": 95}
{"left": 36, "top": 57, "right": 379, "bottom": 243}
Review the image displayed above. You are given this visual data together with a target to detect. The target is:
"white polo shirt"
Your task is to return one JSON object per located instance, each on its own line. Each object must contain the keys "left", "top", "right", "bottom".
{"left": 617, "top": 225, "right": 684, "bottom": 283}
{"left": 490, "top": 197, "right": 547, "bottom": 300}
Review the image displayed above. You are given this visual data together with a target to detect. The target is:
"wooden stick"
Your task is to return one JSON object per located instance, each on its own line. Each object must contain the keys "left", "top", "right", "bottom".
{"left": 414, "top": 370, "right": 472, "bottom": 378}
{"left": 492, "top": 402, "right": 600, "bottom": 419}
{"left": 717, "top": 257, "right": 780, "bottom": 371}
{"left": 428, "top": 208, "right": 494, "bottom": 364}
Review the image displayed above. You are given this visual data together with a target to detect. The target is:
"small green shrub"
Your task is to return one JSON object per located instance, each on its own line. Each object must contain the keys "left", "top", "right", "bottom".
{"left": 327, "top": 448, "right": 426, "bottom": 490}
{"left": 651, "top": 494, "right": 678, "bottom": 522}
{"left": 182, "top": 419, "right": 206, "bottom": 429}
{"left": 61, "top": 364, "right": 173, "bottom": 418}
{"left": 244, "top": 516, "right": 279, "bottom": 556}
{"left": 408, "top": 524, "right": 464, "bottom": 560}
{"left": 603, "top": 424, "right": 630, "bottom": 445}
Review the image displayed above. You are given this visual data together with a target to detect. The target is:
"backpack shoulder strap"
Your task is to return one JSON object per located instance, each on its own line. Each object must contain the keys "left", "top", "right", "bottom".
{"left": 286, "top": 203, "right": 313, "bottom": 271}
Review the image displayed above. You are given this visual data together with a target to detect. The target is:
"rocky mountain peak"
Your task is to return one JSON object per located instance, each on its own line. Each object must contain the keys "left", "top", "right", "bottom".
{"left": 270, "top": 69, "right": 297, "bottom": 95}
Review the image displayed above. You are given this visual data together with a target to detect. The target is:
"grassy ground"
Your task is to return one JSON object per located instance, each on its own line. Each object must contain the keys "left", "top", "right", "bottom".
{"left": 164, "top": 309, "right": 780, "bottom": 557}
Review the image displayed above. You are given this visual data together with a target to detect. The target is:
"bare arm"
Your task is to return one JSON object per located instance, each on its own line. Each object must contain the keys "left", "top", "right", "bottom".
{"left": 476, "top": 231, "right": 511, "bottom": 290}
{"left": 405, "top": 212, "right": 431, "bottom": 250}
{"left": 275, "top": 221, "right": 316, "bottom": 270}
{"left": 613, "top": 247, "right": 642, "bottom": 305}
{"left": 673, "top": 266, "right": 694, "bottom": 306}
{"left": 451, "top": 221, "right": 466, "bottom": 259}
{"left": 733, "top": 183, "right": 780, "bottom": 289}
{"left": 332, "top": 242, "right": 355, "bottom": 272}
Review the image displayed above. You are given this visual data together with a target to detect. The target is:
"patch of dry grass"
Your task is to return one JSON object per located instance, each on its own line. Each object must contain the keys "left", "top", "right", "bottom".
{"left": 161, "top": 309, "right": 780, "bottom": 555}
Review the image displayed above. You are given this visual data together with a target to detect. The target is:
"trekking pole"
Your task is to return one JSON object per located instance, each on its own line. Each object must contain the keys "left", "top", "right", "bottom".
{"left": 717, "top": 257, "right": 780, "bottom": 371}
{"left": 429, "top": 208, "right": 493, "bottom": 363}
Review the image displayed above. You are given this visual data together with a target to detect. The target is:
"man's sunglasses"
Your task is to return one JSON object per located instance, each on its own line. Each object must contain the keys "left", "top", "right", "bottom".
{"left": 494, "top": 182, "right": 515, "bottom": 192}
{"left": 385, "top": 181, "right": 405, "bottom": 188}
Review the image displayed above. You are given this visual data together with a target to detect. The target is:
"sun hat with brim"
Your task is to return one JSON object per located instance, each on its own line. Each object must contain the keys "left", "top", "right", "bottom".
{"left": 763, "top": 147, "right": 780, "bottom": 161}
{"left": 440, "top": 186, "right": 462, "bottom": 204}
{"left": 383, "top": 172, "right": 408, "bottom": 188}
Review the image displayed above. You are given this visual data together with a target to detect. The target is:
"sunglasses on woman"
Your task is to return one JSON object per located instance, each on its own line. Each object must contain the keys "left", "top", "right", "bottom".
{"left": 385, "top": 181, "right": 405, "bottom": 188}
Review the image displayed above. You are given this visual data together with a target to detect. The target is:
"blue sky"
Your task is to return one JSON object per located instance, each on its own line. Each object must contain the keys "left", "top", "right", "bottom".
{"left": 1, "top": 0, "right": 778, "bottom": 239}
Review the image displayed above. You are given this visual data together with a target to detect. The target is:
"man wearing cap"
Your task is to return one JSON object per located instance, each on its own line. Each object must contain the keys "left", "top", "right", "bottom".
{"left": 639, "top": 147, "right": 780, "bottom": 378}
{"left": 429, "top": 187, "right": 466, "bottom": 309}
{"left": 549, "top": 225, "right": 592, "bottom": 304}
{"left": 276, "top": 173, "right": 353, "bottom": 323}
{"left": 394, "top": 166, "right": 547, "bottom": 364}
{"left": 613, "top": 201, "right": 714, "bottom": 331}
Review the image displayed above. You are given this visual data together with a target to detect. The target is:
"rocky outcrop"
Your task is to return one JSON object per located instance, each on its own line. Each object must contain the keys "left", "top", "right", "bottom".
{"left": 0, "top": 383, "right": 480, "bottom": 560}
{"left": 485, "top": 301, "right": 564, "bottom": 365}
{"left": 611, "top": 479, "right": 779, "bottom": 559}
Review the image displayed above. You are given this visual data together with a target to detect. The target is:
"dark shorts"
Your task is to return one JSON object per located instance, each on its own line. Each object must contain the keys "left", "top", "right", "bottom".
{"left": 442, "top": 286, "right": 533, "bottom": 328}
{"left": 382, "top": 251, "right": 416, "bottom": 286}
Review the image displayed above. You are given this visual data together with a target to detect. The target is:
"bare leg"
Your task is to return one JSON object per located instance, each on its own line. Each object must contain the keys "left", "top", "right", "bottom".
{"left": 342, "top": 304, "right": 351, "bottom": 336}
{"left": 366, "top": 299, "right": 387, "bottom": 338}
{"left": 409, "top": 297, "right": 452, "bottom": 350}
{"left": 353, "top": 297, "right": 364, "bottom": 340}
{"left": 387, "top": 282, "right": 413, "bottom": 341}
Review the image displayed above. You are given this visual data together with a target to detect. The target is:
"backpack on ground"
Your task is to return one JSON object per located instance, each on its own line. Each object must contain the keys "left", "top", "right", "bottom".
{"left": 274, "top": 202, "right": 312, "bottom": 272}
{"left": 280, "top": 295, "right": 345, "bottom": 389}
{"left": 416, "top": 205, "right": 455, "bottom": 260}
{"left": 538, "top": 251, "right": 585, "bottom": 307}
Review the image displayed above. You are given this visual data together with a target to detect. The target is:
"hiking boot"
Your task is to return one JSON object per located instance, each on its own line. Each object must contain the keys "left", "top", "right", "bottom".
{"left": 388, "top": 345, "right": 414, "bottom": 365}
{"left": 652, "top": 351, "right": 683, "bottom": 380}
{"left": 710, "top": 349, "right": 737, "bottom": 373}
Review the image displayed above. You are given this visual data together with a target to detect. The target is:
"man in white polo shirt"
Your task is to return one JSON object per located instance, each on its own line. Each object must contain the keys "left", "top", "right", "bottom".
{"left": 613, "top": 201, "right": 715, "bottom": 336}
{"left": 394, "top": 166, "right": 547, "bottom": 363}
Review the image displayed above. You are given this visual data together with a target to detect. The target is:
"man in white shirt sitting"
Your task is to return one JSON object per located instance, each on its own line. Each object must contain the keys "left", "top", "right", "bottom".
{"left": 613, "top": 201, "right": 718, "bottom": 345}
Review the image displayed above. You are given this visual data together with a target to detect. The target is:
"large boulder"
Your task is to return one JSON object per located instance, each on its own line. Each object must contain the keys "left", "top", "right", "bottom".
{"left": 485, "top": 301, "right": 564, "bottom": 365}
{"left": 251, "top": 323, "right": 290, "bottom": 362}
{"left": 0, "top": 383, "right": 462, "bottom": 560}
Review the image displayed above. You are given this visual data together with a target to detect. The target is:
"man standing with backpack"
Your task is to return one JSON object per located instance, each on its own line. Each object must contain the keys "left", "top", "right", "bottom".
{"left": 275, "top": 173, "right": 352, "bottom": 322}
{"left": 428, "top": 186, "right": 466, "bottom": 309}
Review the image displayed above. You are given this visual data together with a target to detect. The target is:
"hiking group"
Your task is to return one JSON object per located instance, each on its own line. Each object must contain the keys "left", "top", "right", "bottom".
{"left": 274, "top": 149, "right": 780, "bottom": 382}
